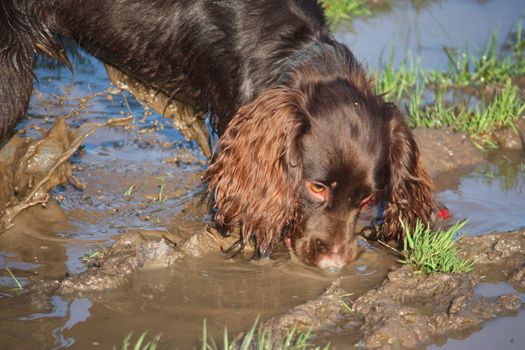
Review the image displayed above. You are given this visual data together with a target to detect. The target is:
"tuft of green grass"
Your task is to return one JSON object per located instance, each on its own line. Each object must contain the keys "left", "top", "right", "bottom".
{"left": 405, "top": 81, "right": 524, "bottom": 145}
{"left": 199, "top": 318, "right": 330, "bottom": 350}
{"left": 402, "top": 220, "right": 474, "bottom": 274}
{"left": 320, "top": 0, "right": 371, "bottom": 24}
{"left": 469, "top": 82, "right": 525, "bottom": 135}
{"left": 429, "top": 25, "right": 525, "bottom": 88}
{"left": 81, "top": 244, "right": 108, "bottom": 264}
{"left": 5, "top": 267, "right": 23, "bottom": 291}
{"left": 117, "top": 331, "right": 161, "bottom": 350}
{"left": 374, "top": 51, "right": 420, "bottom": 101}
{"left": 124, "top": 184, "right": 136, "bottom": 198}
{"left": 373, "top": 22, "right": 525, "bottom": 146}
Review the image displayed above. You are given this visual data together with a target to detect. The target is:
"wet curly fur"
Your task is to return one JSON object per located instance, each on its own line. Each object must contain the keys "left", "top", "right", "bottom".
{"left": 0, "top": 0, "right": 436, "bottom": 270}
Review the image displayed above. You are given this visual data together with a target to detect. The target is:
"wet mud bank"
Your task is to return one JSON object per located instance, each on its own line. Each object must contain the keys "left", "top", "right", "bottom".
{"left": 32, "top": 228, "right": 240, "bottom": 295}
{"left": 414, "top": 117, "right": 525, "bottom": 177}
{"left": 262, "top": 229, "right": 525, "bottom": 349}
{"left": 0, "top": 110, "right": 524, "bottom": 348}
{"left": 26, "top": 224, "right": 525, "bottom": 349}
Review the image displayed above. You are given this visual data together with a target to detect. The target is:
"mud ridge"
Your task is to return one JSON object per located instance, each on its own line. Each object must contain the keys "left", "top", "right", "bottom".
{"left": 31, "top": 227, "right": 239, "bottom": 296}
{"left": 413, "top": 117, "right": 525, "bottom": 177}
{"left": 260, "top": 228, "right": 525, "bottom": 349}
{"left": 0, "top": 116, "right": 132, "bottom": 231}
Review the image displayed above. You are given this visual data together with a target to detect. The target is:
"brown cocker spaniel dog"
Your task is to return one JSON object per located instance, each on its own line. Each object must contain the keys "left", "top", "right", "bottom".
{"left": 0, "top": 0, "right": 436, "bottom": 271}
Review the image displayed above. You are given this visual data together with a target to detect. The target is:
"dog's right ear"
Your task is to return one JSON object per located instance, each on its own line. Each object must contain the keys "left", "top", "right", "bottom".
{"left": 203, "top": 87, "right": 309, "bottom": 255}
{"left": 379, "top": 103, "right": 436, "bottom": 245}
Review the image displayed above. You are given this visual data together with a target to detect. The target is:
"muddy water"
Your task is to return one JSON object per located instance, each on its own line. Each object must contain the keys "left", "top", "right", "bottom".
{"left": 1, "top": 0, "right": 524, "bottom": 349}
{"left": 0, "top": 48, "right": 397, "bottom": 348}
{"left": 437, "top": 151, "right": 525, "bottom": 235}
{"left": 339, "top": 0, "right": 525, "bottom": 69}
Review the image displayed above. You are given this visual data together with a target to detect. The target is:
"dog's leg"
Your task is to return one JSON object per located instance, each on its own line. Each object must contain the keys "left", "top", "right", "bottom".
{"left": 0, "top": 3, "right": 36, "bottom": 144}
{"left": 0, "top": 1, "right": 71, "bottom": 145}
{"left": 0, "top": 55, "right": 34, "bottom": 145}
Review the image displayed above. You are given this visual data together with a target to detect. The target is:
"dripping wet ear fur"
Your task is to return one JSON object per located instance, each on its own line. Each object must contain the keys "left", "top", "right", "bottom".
{"left": 379, "top": 103, "right": 436, "bottom": 245}
{"left": 204, "top": 86, "right": 309, "bottom": 256}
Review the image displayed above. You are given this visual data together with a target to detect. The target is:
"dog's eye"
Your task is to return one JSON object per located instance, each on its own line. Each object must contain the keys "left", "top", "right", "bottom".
{"left": 310, "top": 182, "right": 325, "bottom": 193}
{"left": 306, "top": 181, "right": 328, "bottom": 201}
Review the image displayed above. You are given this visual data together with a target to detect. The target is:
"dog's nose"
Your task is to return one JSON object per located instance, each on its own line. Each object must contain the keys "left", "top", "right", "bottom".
{"left": 318, "top": 257, "right": 344, "bottom": 273}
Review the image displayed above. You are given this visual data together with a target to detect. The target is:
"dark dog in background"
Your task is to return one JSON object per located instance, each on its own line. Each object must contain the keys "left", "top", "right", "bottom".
{"left": 0, "top": 0, "right": 436, "bottom": 271}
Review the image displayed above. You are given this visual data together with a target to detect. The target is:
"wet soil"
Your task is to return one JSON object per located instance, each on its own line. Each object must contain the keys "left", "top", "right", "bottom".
{"left": 0, "top": 116, "right": 132, "bottom": 232}
{"left": 1, "top": 85, "right": 523, "bottom": 350}
{"left": 414, "top": 117, "right": 525, "bottom": 177}
{"left": 249, "top": 229, "right": 525, "bottom": 349}
{"left": 11, "top": 224, "right": 523, "bottom": 349}
{"left": 1, "top": 0, "right": 525, "bottom": 349}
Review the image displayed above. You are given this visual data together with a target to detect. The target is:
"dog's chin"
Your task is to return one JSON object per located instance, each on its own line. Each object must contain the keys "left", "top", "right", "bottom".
{"left": 290, "top": 236, "right": 359, "bottom": 273}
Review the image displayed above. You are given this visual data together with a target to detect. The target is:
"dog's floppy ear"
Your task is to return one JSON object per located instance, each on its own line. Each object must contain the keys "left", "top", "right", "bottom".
{"left": 380, "top": 103, "right": 436, "bottom": 244}
{"left": 204, "top": 87, "right": 309, "bottom": 255}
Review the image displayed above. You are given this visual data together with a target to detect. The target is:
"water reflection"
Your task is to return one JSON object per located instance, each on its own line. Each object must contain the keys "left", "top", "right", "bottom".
{"left": 439, "top": 151, "right": 525, "bottom": 234}
{"left": 338, "top": 0, "right": 525, "bottom": 69}
{"left": 0, "top": 0, "right": 524, "bottom": 349}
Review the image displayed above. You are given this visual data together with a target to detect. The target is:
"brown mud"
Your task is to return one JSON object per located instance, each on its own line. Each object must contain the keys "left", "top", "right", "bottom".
{"left": 0, "top": 116, "right": 132, "bottom": 231}
{"left": 1, "top": 109, "right": 522, "bottom": 348}
{"left": 105, "top": 65, "right": 211, "bottom": 157}
{"left": 1, "top": 12, "right": 525, "bottom": 349}
{"left": 414, "top": 117, "right": 525, "bottom": 177}
{"left": 259, "top": 229, "right": 525, "bottom": 349}
{"left": 18, "top": 220, "right": 525, "bottom": 349}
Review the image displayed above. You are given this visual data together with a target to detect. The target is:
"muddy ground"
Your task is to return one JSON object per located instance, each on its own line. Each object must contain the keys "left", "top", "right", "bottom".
{"left": 1, "top": 105, "right": 523, "bottom": 348}
{"left": 1, "top": 0, "right": 524, "bottom": 346}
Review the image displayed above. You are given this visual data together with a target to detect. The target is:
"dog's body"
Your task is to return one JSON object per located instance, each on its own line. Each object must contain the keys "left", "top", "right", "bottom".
{"left": 0, "top": 0, "right": 436, "bottom": 270}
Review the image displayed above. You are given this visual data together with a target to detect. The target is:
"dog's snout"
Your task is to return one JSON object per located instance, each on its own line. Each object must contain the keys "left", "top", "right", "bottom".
{"left": 293, "top": 231, "right": 359, "bottom": 270}
{"left": 318, "top": 257, "right": 345, "bottom": 273}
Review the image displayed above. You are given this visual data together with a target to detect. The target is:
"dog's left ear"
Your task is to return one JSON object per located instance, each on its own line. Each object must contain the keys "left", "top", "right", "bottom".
{"left": 204, "top": 87, "right": 309, "bottom": 255}
{"left": 380, "top": 103, "right": 436, "bottom": 244}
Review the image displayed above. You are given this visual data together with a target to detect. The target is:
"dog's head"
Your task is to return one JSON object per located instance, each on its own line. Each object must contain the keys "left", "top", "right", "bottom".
{"left": 204, "top": 77, "right": 435, "bottom": 271}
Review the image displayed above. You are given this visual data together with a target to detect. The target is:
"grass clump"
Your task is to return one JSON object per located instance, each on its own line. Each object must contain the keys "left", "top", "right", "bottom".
{"left": 405, "top": 81, "right": 524, "bottom": 144}
{"left": 431, "top": 23, "right": 525, "bottom": 88}
{"left": 373, "top": 52, "right": 420, "bottom": 101}
{"left": 118, "top": 331, "right": 160, "bottom": 350}
{"left": 373, "top": 21, "right": 525, "bottom": 145}
{"left": 199, "top": 318, "right": 329, "bottom": 350}
{"left": 81, "top": 244, "right": 108, "bottom": 264}
{"left": 469, "top": 82, "right": 525, "bottom": 135}
{"left": 320, "top": 0, "right": 371, "bottom": 23}
{"left": 320, "top": 0, "right": 440, "bottom": 24}
{"left": 117, "top": 319, "right": 330, "bottom": 350}
{"left": 402, "top": 220, "right": 473, "bottom": 274}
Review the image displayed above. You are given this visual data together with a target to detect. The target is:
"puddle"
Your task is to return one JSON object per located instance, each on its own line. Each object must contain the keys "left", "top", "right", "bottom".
{"left": 429, "top": 311, "right": 525, "bottom": 350}
{"left": 437, "top": 151, "right": 525, "bottom": 234}
{"left": 475, "top": 282, "right": 521, "bottom": 298}
{"left": 338, "top": 0, "right": 525, "bottom": 69}
{"left": 1, "top": 0, "right": 524, "bottom": 349}
{"left": 45, "top": 248, "right": 393, "bottom": 348}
